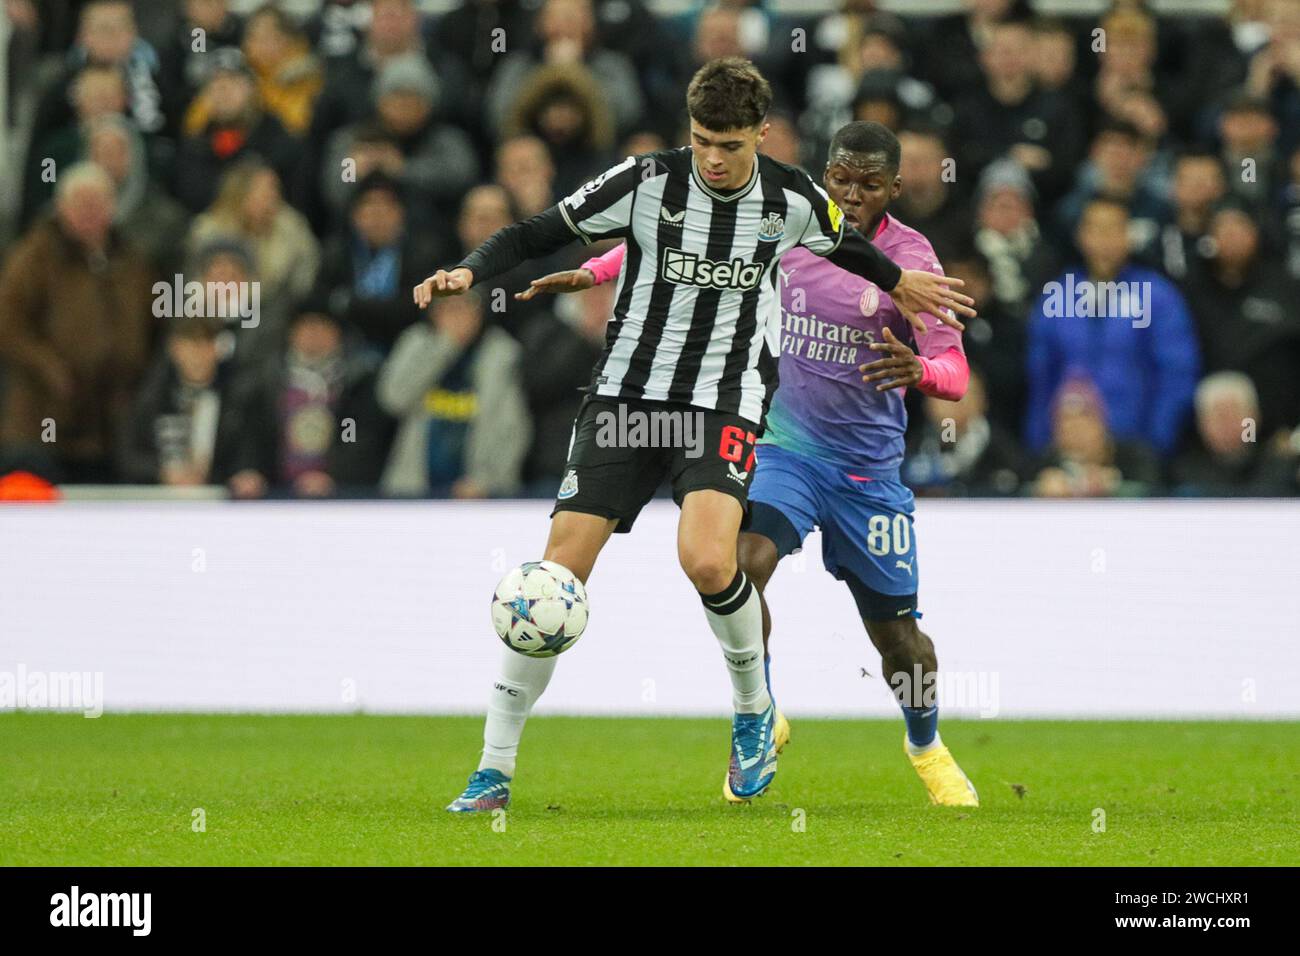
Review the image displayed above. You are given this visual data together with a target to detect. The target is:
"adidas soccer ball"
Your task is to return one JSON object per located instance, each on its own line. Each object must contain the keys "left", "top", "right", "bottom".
{"left": 490, "top": 560, "right": 589, "bottom": 658}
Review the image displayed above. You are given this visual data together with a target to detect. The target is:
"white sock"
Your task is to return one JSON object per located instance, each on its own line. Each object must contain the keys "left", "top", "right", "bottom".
{"left": 906, "top": 731, "right": 944, "bottom": 757}
{"left": 700, "top": 570, "right": 772, "bottom": 714}
{"left": 478, "top": 646, "right": 557, "bottom": 776}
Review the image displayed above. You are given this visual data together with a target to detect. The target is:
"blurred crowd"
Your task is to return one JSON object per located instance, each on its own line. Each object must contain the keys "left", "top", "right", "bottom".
{"left": 0, "top": 0, "right": 1297, "bottom": 500}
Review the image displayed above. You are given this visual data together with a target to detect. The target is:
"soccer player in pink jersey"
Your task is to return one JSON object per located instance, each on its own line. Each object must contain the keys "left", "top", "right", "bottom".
{"left": 519, "top": 122, "right": 979, "bottom": 806}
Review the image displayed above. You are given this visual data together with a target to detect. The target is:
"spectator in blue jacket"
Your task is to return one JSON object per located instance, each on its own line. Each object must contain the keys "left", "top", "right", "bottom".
{"left": 1025, "top": 196, "right": 1201, "bottom": 458}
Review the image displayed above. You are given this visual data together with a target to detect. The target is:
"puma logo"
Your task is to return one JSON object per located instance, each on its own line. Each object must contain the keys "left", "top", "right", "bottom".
{"left": 895, "top": 558, "right": 914, "bottom": 574}
{"left": 777, "top": 264, "right": 796, "bottom": 285}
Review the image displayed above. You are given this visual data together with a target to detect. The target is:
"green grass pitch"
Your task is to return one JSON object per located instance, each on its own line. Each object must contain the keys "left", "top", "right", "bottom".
{"left": 1, "top": 713, "right": 1295, "bottom": 866}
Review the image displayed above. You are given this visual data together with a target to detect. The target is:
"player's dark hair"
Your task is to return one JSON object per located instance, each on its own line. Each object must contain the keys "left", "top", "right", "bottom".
{"left": 828, "top": 121, "right": 901, "bottom": 174}
{"left": 686, "top": 57, "right": 772, "bottom": 131}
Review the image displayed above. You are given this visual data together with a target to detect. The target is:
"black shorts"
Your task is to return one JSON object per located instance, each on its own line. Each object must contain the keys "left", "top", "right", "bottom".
{"left": 551, "top": 395, "right": 760, "bottom": 533}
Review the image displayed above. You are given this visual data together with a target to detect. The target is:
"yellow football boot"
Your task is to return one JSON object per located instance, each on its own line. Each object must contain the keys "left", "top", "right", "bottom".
{"left": 906, "top": 733, "right": 979, "bottom": 807}
{"left": 774, "top": 709, "right": 791, "bottom": 753}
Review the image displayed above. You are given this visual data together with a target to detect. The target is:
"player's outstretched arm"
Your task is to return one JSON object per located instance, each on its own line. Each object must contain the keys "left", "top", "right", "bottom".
{"left": 513, "top": 245, "right": 617, "bottom": 300}
{"left": 514, "top": 242, "right": 626, "bottom": 300}
{"left": 513, "top": 268, "right": 595, "bottom": 301}
{"left": 412, "top": 204, "right": 579, "bottom": 307}
{"left": 826, "top": 228, "right": 973, "bottom": 334}
{"left": 416, "top": 151, "right": 640, "bottom": 307}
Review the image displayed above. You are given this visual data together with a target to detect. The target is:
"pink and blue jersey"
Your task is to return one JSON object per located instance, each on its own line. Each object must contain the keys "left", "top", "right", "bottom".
{"left": 761, "top": 214, "right": 964, "bottom": 477}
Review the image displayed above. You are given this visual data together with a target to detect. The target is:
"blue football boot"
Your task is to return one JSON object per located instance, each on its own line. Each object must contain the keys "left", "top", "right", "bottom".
{"left": 446, "top": 769, "right": 511, "bottom": 813}
{"left": 723, "top": 703, "right": 779, "bottom": 802}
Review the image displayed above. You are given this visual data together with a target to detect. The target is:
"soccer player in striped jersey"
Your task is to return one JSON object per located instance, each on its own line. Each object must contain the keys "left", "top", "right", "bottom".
{"left": 419, "top": 59, "right": 975, "bottom": 813}
{"left": 528, "top": 121, "right": 980, "bottom": 807}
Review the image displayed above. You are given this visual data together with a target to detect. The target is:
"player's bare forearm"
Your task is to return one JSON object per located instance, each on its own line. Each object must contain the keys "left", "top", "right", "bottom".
{"left": 514, "top": 268, "right": 595, "bottom": 301}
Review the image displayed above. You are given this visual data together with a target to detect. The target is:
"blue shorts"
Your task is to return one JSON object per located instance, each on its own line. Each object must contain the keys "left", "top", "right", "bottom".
{"left": 747, "top": 443, "right": 918, "bottom": 621}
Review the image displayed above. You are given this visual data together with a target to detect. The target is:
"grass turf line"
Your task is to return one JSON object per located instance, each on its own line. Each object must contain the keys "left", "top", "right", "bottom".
{"left": 1, "top": 713, "right": 1295, "bottom": 866}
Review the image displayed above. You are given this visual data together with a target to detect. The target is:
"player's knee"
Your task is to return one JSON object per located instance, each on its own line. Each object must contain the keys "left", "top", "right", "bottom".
{"left": 543, "top": 544, "right": 595, "bottom": 584}
{"left": 736, "top": 532, "right": 778, "bottom": 591}
{"left": 680, "top": 546, "right": 736, "bottom": 595}
{"left": 543, "top": 513, "right": 614, "bottom": 583}
{"left": 865, "top": 617, "right": 919, "bottom": 656}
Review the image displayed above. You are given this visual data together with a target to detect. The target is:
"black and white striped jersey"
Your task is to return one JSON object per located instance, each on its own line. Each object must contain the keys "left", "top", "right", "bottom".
{"left": 556, "top": 146, "right": 849, "bottom": 423}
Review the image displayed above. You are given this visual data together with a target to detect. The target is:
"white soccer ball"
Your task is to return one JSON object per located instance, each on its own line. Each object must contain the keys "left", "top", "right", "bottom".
{"left": 490, "top": 560, "right": 589, "bottom": 658}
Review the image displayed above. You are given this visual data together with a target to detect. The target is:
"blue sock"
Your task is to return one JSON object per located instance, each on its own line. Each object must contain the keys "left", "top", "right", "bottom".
{"left": 902, "top": 705, "right": 938, "bottom": 749}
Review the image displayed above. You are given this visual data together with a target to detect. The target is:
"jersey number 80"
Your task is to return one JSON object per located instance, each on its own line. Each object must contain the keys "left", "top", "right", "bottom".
{"left": 866, "top": 514, "right": 911, "bottom": 556}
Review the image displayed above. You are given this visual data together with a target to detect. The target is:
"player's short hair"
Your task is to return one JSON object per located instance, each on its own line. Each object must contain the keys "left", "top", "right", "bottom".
{"left": 827, "top": 121, "right": 901, "bottom": 174}
{"left": 686, "top": 57, "right": 772, "bottom": 132}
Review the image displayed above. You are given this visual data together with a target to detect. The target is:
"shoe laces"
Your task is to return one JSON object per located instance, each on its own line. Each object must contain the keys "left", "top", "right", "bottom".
{"left": 733, "top": 710, "right": 770, "bottom": 762}
{"left": 464, "top": 769, "right": 506, "bottom": 795}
